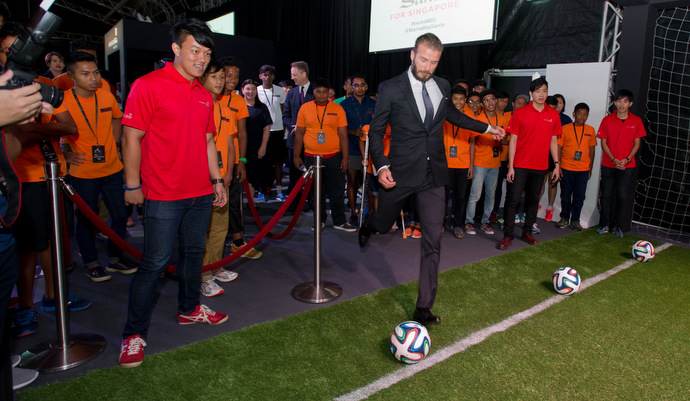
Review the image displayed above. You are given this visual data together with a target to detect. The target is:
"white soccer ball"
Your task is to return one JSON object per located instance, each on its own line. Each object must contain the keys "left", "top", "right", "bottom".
{"left": 632, "top": 240, "right": 655, "bottom": 262}
{"left": 552, "top": 267, "right": 581, "bottom": 295}
{"left": 390, "top": 321, "right": 430, "bottom": 364}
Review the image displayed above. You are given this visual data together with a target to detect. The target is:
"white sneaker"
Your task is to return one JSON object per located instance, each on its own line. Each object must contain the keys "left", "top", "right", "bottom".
{"left": 200, "top": 279, "right": 224, "bottom": 297}
{"left": 213, "top": 268, "right": 238, "bottom": 283}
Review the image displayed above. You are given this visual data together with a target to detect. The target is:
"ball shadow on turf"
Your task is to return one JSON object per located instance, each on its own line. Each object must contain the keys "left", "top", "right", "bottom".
{"left": 541, "top": 280, "right": 558, "bottom": 294}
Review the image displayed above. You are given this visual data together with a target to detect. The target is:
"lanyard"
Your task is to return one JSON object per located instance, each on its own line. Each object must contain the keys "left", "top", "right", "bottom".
{"left": 261, "top": 86, "right": 274, "bottom": 107}
{"left": 484, "top": 112, "right": 499, "bottom": 144}
{"left": 350, "top": 96, "right": 364, "bottom": 127}
{"left": 315, "top": 102, "right": 328, "bottom": 131}
{"left": 452, "top": 125, "right": 459, "bottom": 145}
{"left": 214, "top": 103, "right": 223, "bottom": 144}
{"left": 573, "top": 124, "right": 585, "bottom": 150}
{"left": 72, "top": 89, "right": 99, "bottom": 145}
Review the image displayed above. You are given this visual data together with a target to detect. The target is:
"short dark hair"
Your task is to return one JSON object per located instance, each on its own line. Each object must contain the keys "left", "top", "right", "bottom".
{"left": 278, "top": 79, "right": 294, "bottom": 88}
{"left": 529, "top": 77, "right": 548, "bottom": 93}
{"left": 259, "top": 64, "right": 275, "bottom": 75}
{"left": 467, "top": 90, "right": 481, "bottom": 100}
{"left": 343, "top": 76, "right": 352, "bottom": 84}
{"left": 0, "top": 21, "right": 21, "bottom": 40}
{"left": 614, "top": 89, "right": 634, "bottom": 103}
{"left": 545, "top": 96, "right": 558, "bottom": 107}
{"left": 66, "top": 51, "right": 97, "bottom": 73}
{"left": 414, "top": 32, "right": 443, "bottom": 52}
{"left": 497, "top": 90, "right": 510, "bottom": 100}
{"left": 480, "top": 89, "right": 497, "bottom": 101}
{"left": 70, "top": 39, "right": 98, "bottom": 54}
{"left": 472, "top": 79, "right": 487, "bottom": 88}
{"left": 553, "top": 94, "right": 566, "bottom": 109}
{"left": 219, "top": 56, "right": 241, "bottom": 69}
{"left": 573, "top": 102, "right": 590, "bottom": 112}
{"left": 453, "top": 78, "right": 469, "bottom": 87}
{"left": 0, "top": 2, "right": 10, "bottom": 19}
{"left": 350, "top": 73, "right": 366, "bottom": 84}
{"left": 312, "top": 78, "right": 330, "bottom": 90}
{"left": 291, "top": 61, "right": 309, "bottom": 76}
{"left": 451, "top": 85, "right": 467, "bottom": 97}
{"left": 171, "top": 18, "right": 214, "bottom": 51}
{"left": 203, "top": 59, "right": 223, "bottom": 76}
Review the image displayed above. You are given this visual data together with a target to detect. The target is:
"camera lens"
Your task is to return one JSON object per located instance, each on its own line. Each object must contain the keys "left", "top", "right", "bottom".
{"left": 38, "top": 82, "right": 63, "bottom": 108}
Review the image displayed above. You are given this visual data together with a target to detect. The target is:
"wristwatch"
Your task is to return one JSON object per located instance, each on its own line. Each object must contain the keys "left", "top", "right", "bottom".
{"left": 210, "top": 178, "right": 224, "bottom": 185}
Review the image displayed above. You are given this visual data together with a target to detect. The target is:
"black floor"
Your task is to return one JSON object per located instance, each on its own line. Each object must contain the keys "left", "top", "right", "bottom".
{"left": 11, "top": 197, "right": 582, "bottom": 389}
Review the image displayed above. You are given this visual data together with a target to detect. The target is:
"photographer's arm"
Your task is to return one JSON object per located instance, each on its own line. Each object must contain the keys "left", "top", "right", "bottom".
{"left": 3, "top": 121, "right": 77, "bottom": 162}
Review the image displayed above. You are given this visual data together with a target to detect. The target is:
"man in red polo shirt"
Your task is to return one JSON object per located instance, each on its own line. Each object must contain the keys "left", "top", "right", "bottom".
{"left": 498, "top": 78, "right": 562, "bottom": 250}
{"left": 118, "top": 19, "right": 228, "bottom": 368}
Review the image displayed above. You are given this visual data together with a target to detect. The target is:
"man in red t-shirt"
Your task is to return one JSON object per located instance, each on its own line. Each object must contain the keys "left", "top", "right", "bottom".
{"left": 498, "top": 78, "right": 562, "bottom": 250}
{"left": 596, "top": 89, "right": 646, "bottom": 237}
{"left": 118, "top": 19, "right": 228, "bottom": 369}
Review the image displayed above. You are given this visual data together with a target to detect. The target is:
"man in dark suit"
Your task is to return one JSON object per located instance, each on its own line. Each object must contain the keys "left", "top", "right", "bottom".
{"left": 359, "top": 33, "right": 505, "bottom": 324}
{"left": 282, "top": 61, "right": 314, "bottom": 196}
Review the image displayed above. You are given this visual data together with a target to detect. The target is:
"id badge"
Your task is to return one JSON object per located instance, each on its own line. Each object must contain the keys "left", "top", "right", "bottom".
{"left": 40, "top": 140, "right": 59, "bottom": 161}
{"left": 574, "top": 151, "right": 582, "bottom": 161}
{"left": 493, "top": 146, "right": 500, "bottom": 157}
{"left": 317, "top": 131, "right": 326, "bottom": 144}
{"left": 449, "top": 146, "right": 458, "bottom": 158}
{"left": 217, "top": 150, "right": 223, "bottom": 169}
{"left": 92, "top": 145, "right": 106, "bottom": 163}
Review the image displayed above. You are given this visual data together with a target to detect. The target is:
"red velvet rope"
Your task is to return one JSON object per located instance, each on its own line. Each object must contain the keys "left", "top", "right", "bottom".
{"left": 66, "top": 175, "right": 311, "bottom": 273}
{"left": 243, "top": 178, "right": 312, "bottom": 240}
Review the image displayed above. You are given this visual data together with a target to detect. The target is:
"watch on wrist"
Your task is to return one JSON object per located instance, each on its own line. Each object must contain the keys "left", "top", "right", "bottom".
{"left": 626, "top": 157, "right": 631, "bottom": 163}
{"left": 211, "top": 178, "right": 224, "bottom": 185}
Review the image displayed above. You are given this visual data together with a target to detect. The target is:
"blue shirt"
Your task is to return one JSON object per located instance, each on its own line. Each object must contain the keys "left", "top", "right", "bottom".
{"left": 341, "top": 96, "right": 376, "bottom": 157}
{"left": 0, "top": 193, "right": 14, "bottom": 252}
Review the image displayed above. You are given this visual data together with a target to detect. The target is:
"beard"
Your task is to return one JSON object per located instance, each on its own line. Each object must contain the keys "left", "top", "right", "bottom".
{"left": 411, "top": 63, "right": 432, "bottom": 82}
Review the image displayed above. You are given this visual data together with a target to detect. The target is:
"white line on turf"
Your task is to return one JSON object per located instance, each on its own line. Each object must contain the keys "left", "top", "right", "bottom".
{"left": 335, "top": 242, "right": 672, "bottom": 401}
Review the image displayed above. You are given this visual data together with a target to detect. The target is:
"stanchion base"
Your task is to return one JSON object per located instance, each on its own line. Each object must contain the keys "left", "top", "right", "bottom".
{"left": 292, "top": 281, "right": 342, "bottom": 304}
{"left": 19, "top": 333, "right": 107, "bottom": 373}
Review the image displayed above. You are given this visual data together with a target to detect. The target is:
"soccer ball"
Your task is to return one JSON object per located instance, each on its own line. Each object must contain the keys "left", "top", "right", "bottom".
{"left": 552, "top": 267, "right": 581, "bottom": 295}
{"left": 390, "top": 321, "right": 430, "bottom": 364}
{"left": 632, "top": 240, "right": 655, "bottom": 262}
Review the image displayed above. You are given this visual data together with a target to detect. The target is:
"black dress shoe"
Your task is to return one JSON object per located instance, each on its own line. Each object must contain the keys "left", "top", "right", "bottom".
{"left": 413, "top": 308, "right": 441, "bottom": 325}
{"left": 358, "top": 225, "right": 371, "bottom": 248}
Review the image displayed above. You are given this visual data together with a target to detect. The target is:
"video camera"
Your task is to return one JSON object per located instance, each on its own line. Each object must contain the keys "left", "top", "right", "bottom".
{"left": 1, "top": 5, "right": 63, "bottom": 108}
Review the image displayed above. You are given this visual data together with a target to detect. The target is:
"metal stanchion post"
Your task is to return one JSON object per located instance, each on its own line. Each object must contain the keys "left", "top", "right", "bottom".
{"left": 292, "top": 155, "right": 342, "bottom": 303}
{"left": 20, "top": 162, "right": 106, "bottom": 373}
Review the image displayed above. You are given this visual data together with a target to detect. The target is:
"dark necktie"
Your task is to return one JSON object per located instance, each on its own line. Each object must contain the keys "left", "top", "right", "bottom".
{"left": 422, "top": 81, "right": 434, "bottom": 131}
{"left": 300, "top": 86, "right": 305, "bottom": 104}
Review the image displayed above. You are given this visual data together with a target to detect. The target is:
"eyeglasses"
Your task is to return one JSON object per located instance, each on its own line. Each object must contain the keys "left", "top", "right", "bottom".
{"left": 467, "top": 100, "right": 480, "bottom": 104}
{"left": 353, "top": 83, "right": 367, "bottom": 88}
{"left": 482, "top": 98, "right": 497, "bottom": 103}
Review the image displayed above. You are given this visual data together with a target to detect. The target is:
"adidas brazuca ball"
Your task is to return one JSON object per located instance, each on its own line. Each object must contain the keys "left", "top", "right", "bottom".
{"left": 390, "top": 321, "right": 430, "bottom": 364}
{"left": 632, "top": 240, "right": 655, "bottom": 262}
{"left": 552, "top": 267, "right": 581, "bottom": 295}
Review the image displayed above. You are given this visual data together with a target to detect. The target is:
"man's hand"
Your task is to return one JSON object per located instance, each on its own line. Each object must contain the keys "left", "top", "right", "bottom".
{"left": 340, "top": 157, "right": 348, "bottom": 172}
{"left": 293, "top": 156, "right": 304, "bottom": 170}
{"left": 124, "top": 188, "right": 144, "bottom": 207}
{"left": 236, "top": 162, "right": 246, "bottom": 182}
{"left": 0, "top": 71, "right": 43, "bottom": 126}
{"left": 64, "top": 151, "right": 87, "bottom": 166}
{"left": 506, "top": 166, "right": 515, "bottom": 183}
{"left": 488, "top": 125, "right": 506, "bottom": 141}
{"left": 378, "top": 167, "right": 396, "bottom": 189}
{"left": 467, "top": 168, "right": 474, "bottom": 179}
{"left": 212, "top": 183, "right": 227, "bottom": 207}
{"left": 551, "top": 166, "right": 561, "bottom": 183}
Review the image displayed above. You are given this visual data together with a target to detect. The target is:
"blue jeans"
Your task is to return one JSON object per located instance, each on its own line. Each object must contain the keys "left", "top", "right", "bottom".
{"left": 70, "top": 172, "right": 127, "bottom": 266}
{"left": 599, "top": 166, "right": 633, "bottom": 229}
{"left": 123, "top": 194, "right": 213, "bottom": 338}
{"left": 466, "top": 166, "right": 499, "bottom": 225}
{"left": 560, "top": 169, "right": 589, "bottom": 223}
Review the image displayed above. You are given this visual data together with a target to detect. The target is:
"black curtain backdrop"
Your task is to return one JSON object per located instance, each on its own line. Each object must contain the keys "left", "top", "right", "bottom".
{"left": 233, "top": 0, "right": 603, "bottom": 94}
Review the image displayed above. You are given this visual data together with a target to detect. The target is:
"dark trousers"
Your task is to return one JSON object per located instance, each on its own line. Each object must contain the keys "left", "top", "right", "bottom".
{"left": 503, "top": 168, "right": 546, "bottom": 238}
{"left": 287, "top": 148, "right": 302, "bottom": 194}
{"left": 0, "top": 242, "right": 18, "bottom": 399}
{"left": 305, "top": 153, "right": 347, "bottom": 226}
{"left": 227, "top": 166, "right": 243, "bottom": 236}
{"left": 368, "top": 165, "right": 445, "bottom": 309}
{"left": 560, "top": 169, "right": 589, "bottom": 223}
{"left": 447, "top": 167, "right": 469, "bottom": 227}
{"left": 599, "top": 166, "right": 633, "bottom": 229}
{"left": 493, "top": 160, "right": 508, "bottom": 213}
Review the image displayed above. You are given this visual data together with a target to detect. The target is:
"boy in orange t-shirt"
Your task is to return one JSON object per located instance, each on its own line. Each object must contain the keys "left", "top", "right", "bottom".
{"left": 53, "top": 51, "right": 135, "bottom": 282}
{"left": 294, "top": 79, "right": 354, "bottom": 232}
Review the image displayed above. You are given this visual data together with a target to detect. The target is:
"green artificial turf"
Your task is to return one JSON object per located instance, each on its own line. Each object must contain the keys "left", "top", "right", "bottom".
{"left": 19, "top": 230, "right": 684, "bottom": 400}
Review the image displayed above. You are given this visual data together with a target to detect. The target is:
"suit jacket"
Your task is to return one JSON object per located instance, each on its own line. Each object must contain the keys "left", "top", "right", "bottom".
{"left": 282, "top": 83, "right": 315, "bottom": 149}
{"left": 369, "top": 71, "right": 489, "bottom": 188}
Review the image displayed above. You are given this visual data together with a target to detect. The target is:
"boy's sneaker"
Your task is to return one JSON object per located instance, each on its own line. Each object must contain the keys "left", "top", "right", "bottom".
{"left": 348, "top": 214, "right": 359, "bottom": 228}
{"left": 613, "top": 227, "right": 624, "bottom": 238}
{"left": 520, "top": 213, "right": 526, "bottom": 223}
{"left": 310, "top": 222, "right": 326, "bottom": 232}
{"left": 389, "top": 221, "right": 399, "bottom": 233}
{"left": 275, "top": 192, "right": 287, "bottom": 202}
{"left": 106, "top": 260, "right": 138, "bottom": 275}
{"left": 453, "top": 226, "right": 464, "bottom": 239}
{"left": 545, "top": 207, "right": 554, "bottom": 222}
{"left": 570, "top": 221, "right": 583, "bottom": 231}
{"left": 465, "top": 223, "right": 476, "bottom": 235}
{"left": 596, "top": 225, "right": 609, "bottom": 234}
{"left": 411, "top": 224, "right": 422, "bottom": 239}
{"left": 256, "top": 192, "right": 266, "bottom": 203}
{"left": 489, "top": 212, "right": 499, "bottom": 223}
{"left": 40, "top": 293, "right": 92, "bottom": 312}
{"left": 334, "top": 222, "right": 357, "bottom": 232}
{"left": 201, "top": 279, "right": 224, "bottom": 297}
{"left": 514, "top": 214, "right": 521, "bottom": 223}
{"left": 10, "top": 308, "right": 38, "bottom": 338}
{"left": 85, "top": 265, "right": 112, "bottom": 282}
{"left": 178, "top": 304, "right": 228, "bottom": 325}
{"left": 212, "top": 268, "right": 238, "bottom": 283}
{"left": 119, "top": 334, "right": 146, "bottom": 368}
{"left": 481, "top": 223, "right": 494, "bottom": 235}
{"left": 404, "top": 225, "right": 413, "bottom": 237}
{"left": 556, "top": 218, "right": 568, "bottom": 229}
{"left": 230, "top": 242, "right": 263, "bottom": 259}
{"left": 532, "top": 223, "right": 541, "bottom": 234}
